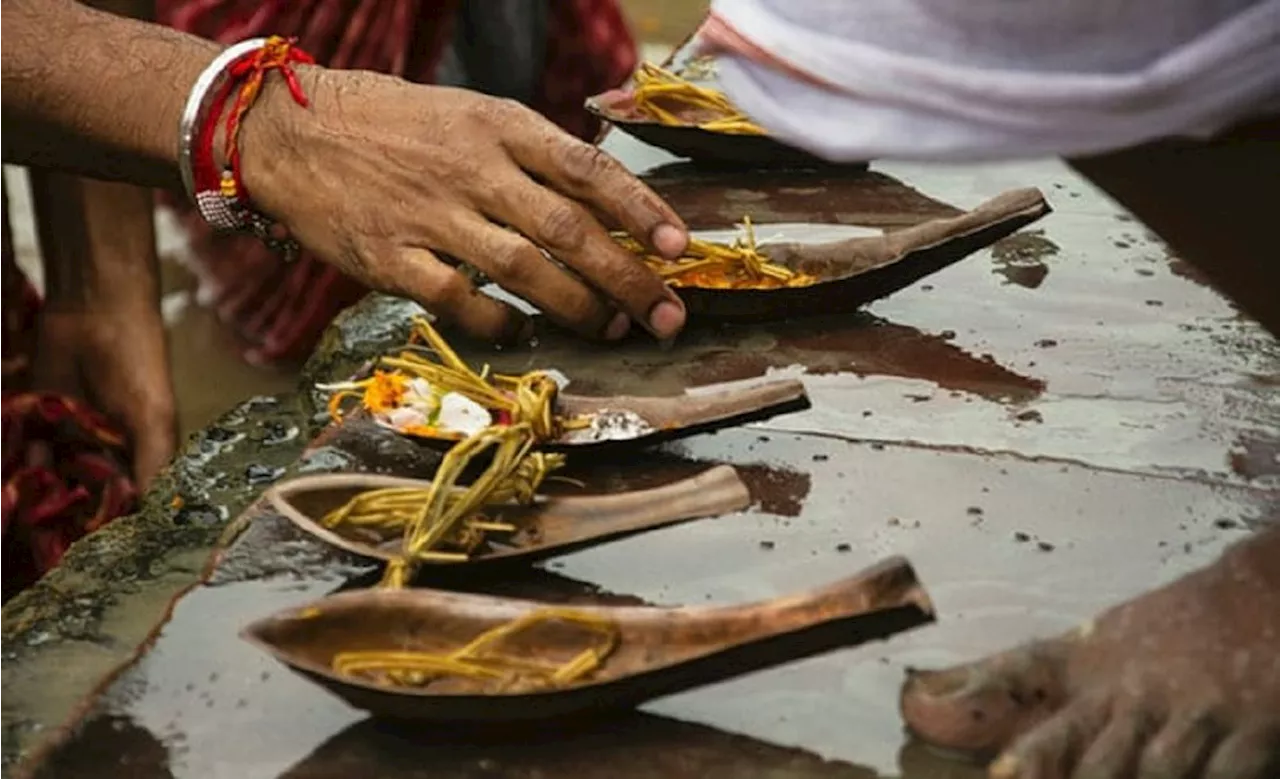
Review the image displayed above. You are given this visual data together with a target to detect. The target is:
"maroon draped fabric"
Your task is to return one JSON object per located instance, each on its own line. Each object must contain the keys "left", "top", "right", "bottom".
{"left": 1, "top": 198, "right": 138, "bottom": 601}
{"left": 157, "top": 0, "right": 638, "bottom": 366}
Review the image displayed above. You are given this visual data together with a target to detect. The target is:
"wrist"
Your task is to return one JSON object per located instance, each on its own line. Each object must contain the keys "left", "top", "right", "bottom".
{"left": 223, "top": 63, "right": 322, "bottom": 223}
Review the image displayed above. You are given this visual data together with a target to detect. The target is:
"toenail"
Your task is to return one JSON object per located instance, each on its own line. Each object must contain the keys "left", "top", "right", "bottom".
{"left": 910, "top": 667, "right": 971, "bottom": 698}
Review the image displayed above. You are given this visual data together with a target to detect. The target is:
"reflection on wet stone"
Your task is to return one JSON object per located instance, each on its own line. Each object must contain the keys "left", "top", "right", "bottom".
{"left": 989, "top": 230, "right": 1058, "bottom": 289}
{"left": 27, "top": 716, "right": 176, "bottom": 779}
{"left": 644, "top": 166, "right": 960, "bottom": 230}
{"left": 484, "top": 310, "right": 1045, "bottom": 410}
{"left": 776, "top": 315, "right": 1045, "bottom": 403}
{"left": 275, "top": 715, "right": 879, "bottom": 779}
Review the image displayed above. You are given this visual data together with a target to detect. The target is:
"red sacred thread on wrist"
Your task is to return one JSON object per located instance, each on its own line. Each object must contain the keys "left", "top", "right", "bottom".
{"left": 187, "top": 37, "right": 314, "bottom": 259}
{"left": 220, "top": 36, "right": 315, "bottom": 207}
{"left": 192, "top": 76, "right": 235, "bottom": 205}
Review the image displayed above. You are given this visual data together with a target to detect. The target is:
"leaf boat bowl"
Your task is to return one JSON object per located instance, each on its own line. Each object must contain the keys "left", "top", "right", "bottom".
{"left": 265, "top": 465, "right": 752, "bottom": 569}
{"left": 241, "top": 555, "right": 935, "bottom": 722}
{"left": 669, "top": 187, "right": 1052, "bottom": 321}
{"left": 587, "top": 86, "right": 857, "bottom": 169}
{"left": 373, "top": 378, "right": 810, "bottom": 451}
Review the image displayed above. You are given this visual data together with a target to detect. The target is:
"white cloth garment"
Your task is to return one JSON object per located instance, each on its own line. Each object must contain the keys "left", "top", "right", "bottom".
{"left": 702, "top": 0, "right": 1280, "bottom": 161}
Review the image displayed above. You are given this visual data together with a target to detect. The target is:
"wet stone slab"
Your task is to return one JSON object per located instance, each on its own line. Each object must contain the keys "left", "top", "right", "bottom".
{"left": 14, "top": 426, "right": 1276, "bottom": 779}
{"left": 6, "top": 126, "right": 1280, "bottom": 779}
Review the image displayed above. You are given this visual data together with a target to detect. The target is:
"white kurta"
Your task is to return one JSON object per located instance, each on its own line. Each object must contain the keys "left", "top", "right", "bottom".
{"left": 700, "top": 0, "right": 1280, "bottom": 161}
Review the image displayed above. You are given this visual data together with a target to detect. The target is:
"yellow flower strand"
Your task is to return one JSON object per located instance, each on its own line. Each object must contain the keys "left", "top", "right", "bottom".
{"left": 332, "top": 607, "right": 620, "bottom": 691}
{"left": 316, "top": 317, "right": 593, "bottom": 582}
{"left": 631, "top": 61, "right": 767, "bottom": 136}
{"left": 327, "top": 316, "right": 582, "bottom": 442}
{"left": 613, "top": 216, "right": 819, "bottom": 290}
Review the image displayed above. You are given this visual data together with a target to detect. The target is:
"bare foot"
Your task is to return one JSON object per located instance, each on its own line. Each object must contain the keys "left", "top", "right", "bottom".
{"left": 900, "top": 523, "right": 1280, "bottom": 778}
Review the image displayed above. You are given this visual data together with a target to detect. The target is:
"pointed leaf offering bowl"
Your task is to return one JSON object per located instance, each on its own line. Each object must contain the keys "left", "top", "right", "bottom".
{"left": 549, "top": 379, "right": 809, "bottom": 448}
{"left": 647, "top": 187, "right": 1051, "bottom": 321}
{"left": 266, "top": 465, "right": 752, "bottom": 568}
{"left": 587, "top": 62, "right": 857, "bottom": 169}
{"left": 337, "top": 372, "right": 809, "bottom": 452}
{"left": 242, "top": 555, "right": 934, "bottom": 722}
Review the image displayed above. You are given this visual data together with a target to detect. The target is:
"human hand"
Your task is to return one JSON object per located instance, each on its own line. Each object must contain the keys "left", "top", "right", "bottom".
{"left": 33, "top": 309, "right": 177, "bottom": 491}
{"left": 28, "top": 174, "right": 177, "bottom": 491}
{"left": 239, "top": 67, "right": 690, "bottom": 344}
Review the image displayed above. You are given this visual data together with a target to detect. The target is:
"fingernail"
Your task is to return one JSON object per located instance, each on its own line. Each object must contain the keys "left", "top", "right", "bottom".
{"left": 652, "top": 223, "right": 688, "bottom": 259}
{"left": 647, "top": 300, "right": 685, "bottom": 339}
{"left": 604, "top": 311, "right": 631, "bottom": 340}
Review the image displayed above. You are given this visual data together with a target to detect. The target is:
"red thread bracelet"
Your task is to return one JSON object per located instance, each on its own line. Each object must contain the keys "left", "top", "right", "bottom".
{"left": 190, "top": 36, "right": 315, "bottom": 260}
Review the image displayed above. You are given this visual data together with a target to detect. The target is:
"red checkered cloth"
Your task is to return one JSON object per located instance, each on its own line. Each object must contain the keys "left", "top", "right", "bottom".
{"left": 156, "top": 0, "right": 638, "bottom": 365}
{"left": 2, "top": 191, "right": 138, "bottom": 601}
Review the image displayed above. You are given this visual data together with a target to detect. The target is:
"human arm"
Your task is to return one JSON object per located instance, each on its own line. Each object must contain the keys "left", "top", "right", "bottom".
{"left": 29, "top": 172, "right": 176, "bottom": 491}
{"left": 3, "top": 0, "right": 691, "bottom": 344}
{"left": 20, "top": 0, "right": 176, "bottom": 491}
{"left": 2, "top": 0, "right": 214, "bottom": 187}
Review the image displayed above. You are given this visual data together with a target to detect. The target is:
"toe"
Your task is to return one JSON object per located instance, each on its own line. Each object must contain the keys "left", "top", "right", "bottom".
{"left": 1070, "top": 703, "right": 1160, "bottom": 779}
{"left": 1202, "top": 725, "right": 1280, "bottom": 779}
{"left": 901, "top": 638, "right": 1073, "bottom": 756}
{"left": 987, "top": 695, "right": 1109, "bottom": 779}
{"left": 1136, "top": 710, "right": 1222, "bottom": 779}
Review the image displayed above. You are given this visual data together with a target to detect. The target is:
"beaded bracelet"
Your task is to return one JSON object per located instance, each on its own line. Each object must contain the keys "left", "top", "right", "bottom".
{"left": 177, "top": 37, "right": 315, "bottom": 261}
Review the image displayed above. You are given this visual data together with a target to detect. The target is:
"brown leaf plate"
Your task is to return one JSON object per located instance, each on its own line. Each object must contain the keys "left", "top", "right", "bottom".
{"left": 587, "top": 86, "right": 857, "bottom": 169}
{"left": 671, "top": 187, "right": 1052, "bottom": 320}
{"left": 266, "top": 465, "right": 752, "bottom": 569}
{"left": 372, "top": 378, "right": 810, "bottom": 452}
{"left": 241, "top": 555, "right": 934, "bottom": 722}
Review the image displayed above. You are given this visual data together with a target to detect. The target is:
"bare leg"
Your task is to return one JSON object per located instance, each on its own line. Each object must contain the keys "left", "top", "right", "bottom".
{"left": 901, "top": 121, "right": 1280, "bottom": 777}
{"left": 1070, "top": 116, "right": 1280, "bottom": 336}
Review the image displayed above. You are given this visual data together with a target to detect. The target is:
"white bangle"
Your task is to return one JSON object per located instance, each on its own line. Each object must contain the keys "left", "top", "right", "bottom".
{"left": 176, "top": 38, "right": 269, "bottom": 204}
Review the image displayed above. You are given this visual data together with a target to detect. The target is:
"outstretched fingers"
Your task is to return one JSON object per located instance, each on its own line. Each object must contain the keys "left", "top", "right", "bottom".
{"left": 499, "top": 116, "right": 689, "bottom": 339}
{"left": 504, "top": 122, "right": 689, "bottom": 257}
{"left": 478, "top": 173, "right": 683, "bottom": 339}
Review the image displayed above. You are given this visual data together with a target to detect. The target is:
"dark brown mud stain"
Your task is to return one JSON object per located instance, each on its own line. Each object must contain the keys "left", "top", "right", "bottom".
{"left": 990, "top": 229, "right": 1059, "bottom": 289}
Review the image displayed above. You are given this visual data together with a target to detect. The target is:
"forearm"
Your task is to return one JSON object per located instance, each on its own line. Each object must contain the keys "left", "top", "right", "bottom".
{"left": 1, "top": 0, "right": 216, "bottom": 188}
{"left": 29, "top": 0, "right": 163, "bottom": 304}
{"left": 30, "top": 173, "right": 161, "bottom": 313}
